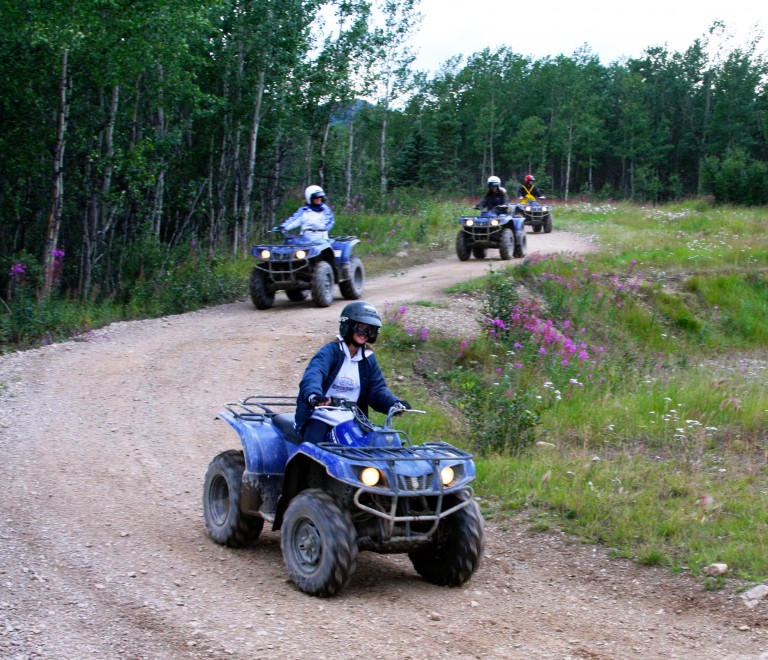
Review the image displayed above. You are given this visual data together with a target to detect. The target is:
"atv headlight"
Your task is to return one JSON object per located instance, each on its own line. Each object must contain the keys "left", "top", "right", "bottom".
{"left": 294, "top": 249, "right": 307, "bottom": 259}
{"left": 542, "top": 206, "right": 550, "bottom": 212}
{"left": 259, "top": 249, "right": 271, "bottom": 259}
{"left": 525, "top": 205, "right": 532, "bottom": 212}
{"left": 490, "top": 218, "right": 499, "bottom": 226}
{"left": 440, "top": 466, "right": 455, "bottom": 485}
{"left": 360, "top": 467, "right": 381, "bottom": 487}
{"left": 464, "top": 218, "right": 474, "bottom": 227}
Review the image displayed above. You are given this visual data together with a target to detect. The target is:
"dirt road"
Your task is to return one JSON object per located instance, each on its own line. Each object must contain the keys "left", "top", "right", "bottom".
{"left": 1, "top": 231, "right": 766, "bottom": 659}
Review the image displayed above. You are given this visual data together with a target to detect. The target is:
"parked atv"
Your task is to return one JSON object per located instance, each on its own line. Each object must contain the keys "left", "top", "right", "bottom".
{"left": 456, "top": 204, "right": 527, "bottom": 261}
{"left": 202, "top": 395, "right": 484, "bottom": 597}
{"left": 516, "top": 198, "right": 553, "bottom": 233}
{"left": 249, "top": 231, "right": 364, "bottom": 309}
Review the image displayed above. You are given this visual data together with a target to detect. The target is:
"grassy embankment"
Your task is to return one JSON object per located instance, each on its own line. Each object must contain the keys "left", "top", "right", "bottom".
{"left": 373, "top": 198, "right": 768, "bottom": 588}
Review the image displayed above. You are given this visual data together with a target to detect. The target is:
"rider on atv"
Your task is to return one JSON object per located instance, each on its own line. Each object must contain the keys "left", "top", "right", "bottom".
{"left": 517, "top": 174, "right": 545, "bottom": 203}
{"left": 295, "top": 301, "right": 411, "bottom": 443}
{"left": 475, "top": 176, "right": 510, "bottom": 211}
{"left": 280, "top": 185, "right": 335, "bottom": 241}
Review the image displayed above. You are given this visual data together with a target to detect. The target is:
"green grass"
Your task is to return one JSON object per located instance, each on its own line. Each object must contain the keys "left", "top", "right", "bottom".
{"left": 375, "top": 197, "right": 768, "bottom": 587}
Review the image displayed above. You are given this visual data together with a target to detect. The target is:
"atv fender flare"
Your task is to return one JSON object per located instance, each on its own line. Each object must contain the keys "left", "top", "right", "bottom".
{"left": 216, "top": 411, "right": 296, "bottom": 474}
{"left": 274, "top": 451, "right": 334, "bottom": 529}
{"left": 331, "top": 237, "right": 360, "bottom": 262}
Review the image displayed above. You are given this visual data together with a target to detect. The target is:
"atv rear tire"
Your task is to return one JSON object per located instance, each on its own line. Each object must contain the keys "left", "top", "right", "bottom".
{"left": 250, "top": 268, "right": 275, "bottom": 310}
{"left": 408, "top": 496, "right": 484, "bottom": 587}
{"left": 472, "top": 246, "right": 487, "bottom": 260}
{"left": 311, "top": 261, "right": 335, "bottom": 308}
{"left": 456, "top": 232, "right": 471, "bottom": 261}
{"left": 533, "top": 224, "right": 542, "bottom": 233}
{"left": 281, "top": 489, "right": 358, "bottom": 597}
{"left": 513, "top": 232, "right": 528, "bottom": 259}
{"left": 498, "top": 228, "right": 513, "bottom": 260}
{"left": 339, "top": 256, "right": 365, "bottom": 300}
{"left": 203, "top": 450, "right": 263, "bottom": 547}
{"left": 286, "top": 288, "right": 309, "bottom": 302}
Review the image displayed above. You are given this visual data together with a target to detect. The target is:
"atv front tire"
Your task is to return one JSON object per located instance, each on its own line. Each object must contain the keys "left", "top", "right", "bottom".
{"left": 281, "top": 489, "right": 358, "bottom": 597}
{"left": 456, "top": 232, "right": 471, "bottom": 261}
{"left": 203, "top": 450, "right": 263, "bottom": 547}
{"left": 513, "top": 232, "right": 528, "bottom": 259}
{"left": 498, "top": 228, "right": 513, "bottom": 260}
{"left": 311, "top": 261, "right": 335, "bottom": 307}
{"left": 408, "top": 496, "right": 484, "bottom": 587}
{"left": 250, "top": 268, "right": 275, "bottom": 310}
{"left": 339, "top": 256, "right": 365, "bottom": 300}
{"left": 544, "top": 214, "right": 553, "bottom": 233}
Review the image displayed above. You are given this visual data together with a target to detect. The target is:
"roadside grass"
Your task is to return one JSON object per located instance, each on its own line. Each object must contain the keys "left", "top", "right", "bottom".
{"left": 1, "top": 192, "right": 462, "bottom": 353}
{"left": 376, "top": 198, "right": 768, "bottom": 585}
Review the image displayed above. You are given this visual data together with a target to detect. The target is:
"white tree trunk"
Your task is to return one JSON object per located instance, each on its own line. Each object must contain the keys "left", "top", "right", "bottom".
{"left": 43, "top": 49, "right": 70, "bottom": 297}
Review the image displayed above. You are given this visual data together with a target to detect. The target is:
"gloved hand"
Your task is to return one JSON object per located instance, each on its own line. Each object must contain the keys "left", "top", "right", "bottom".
{"left": 392, "top": 399, "right": 411, "bottom": 416}
{"left": 308, "top": 394, "right": 327, "bottom": 408}
{"left": 473, "top": 204, "right": 481, "bottom": 210}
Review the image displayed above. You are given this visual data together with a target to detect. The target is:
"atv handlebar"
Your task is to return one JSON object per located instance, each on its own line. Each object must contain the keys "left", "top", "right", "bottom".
{"left": 315, "top": 398, "right": 425, "bottom": 431}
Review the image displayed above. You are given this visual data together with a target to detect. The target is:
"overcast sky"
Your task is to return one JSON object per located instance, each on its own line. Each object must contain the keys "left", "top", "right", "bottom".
{"left": 410, "top": 0, "right": 765, "bottom": 73}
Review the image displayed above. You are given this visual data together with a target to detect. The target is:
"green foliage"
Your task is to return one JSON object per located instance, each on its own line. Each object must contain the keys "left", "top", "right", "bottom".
{"left": 128, "top": 243, "right": 247, "bottom": 317}
{"left": 702, "top": 147, "right": 768, "bottom": 205}
{"left": 459, "top": 382, "right": 545, "bottom": 455}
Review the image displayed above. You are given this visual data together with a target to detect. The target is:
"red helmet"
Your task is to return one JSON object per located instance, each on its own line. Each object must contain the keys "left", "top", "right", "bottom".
{"left": 525, "top": 175, "right": 535, "bottom": 184}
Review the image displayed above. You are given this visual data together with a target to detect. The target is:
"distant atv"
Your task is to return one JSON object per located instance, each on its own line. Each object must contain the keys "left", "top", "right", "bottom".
{"left": 249, "top": 231, "right": 364, "bottom": 309}
{"left": 456, "top": 204, "right": 527, "bottom": 261}
{"left": 517, "top": 198, "right": 553, "bottom": 233}
{"left": 203, "top": 396, "right": 484, "bottom": 597}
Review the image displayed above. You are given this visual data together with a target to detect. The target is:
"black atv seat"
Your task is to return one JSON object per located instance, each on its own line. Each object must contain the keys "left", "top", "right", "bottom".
{"left": 273, "top": 413, "right": 304, "bottom": 444}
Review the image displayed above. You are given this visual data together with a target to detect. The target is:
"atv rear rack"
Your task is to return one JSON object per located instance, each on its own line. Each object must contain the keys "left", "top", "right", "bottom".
{"left": 224, "top": 395, "right": 296, "bottom": 421}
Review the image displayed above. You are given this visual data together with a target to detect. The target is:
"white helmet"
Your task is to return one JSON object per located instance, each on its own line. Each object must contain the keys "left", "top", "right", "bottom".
{"left": 304, "top": 185, "right": 326, "bottom": 205}
{"left": 487, "top": 176, "right": 501, "bottom": 187}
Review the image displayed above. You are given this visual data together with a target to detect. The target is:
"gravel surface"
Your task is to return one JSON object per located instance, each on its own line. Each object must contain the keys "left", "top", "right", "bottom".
{"left": 1, "top": 230, "right": 767, "bottom": 659}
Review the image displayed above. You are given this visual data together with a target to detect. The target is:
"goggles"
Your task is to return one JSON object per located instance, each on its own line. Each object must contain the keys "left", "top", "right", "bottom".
{"left": 352, "top": 322, "right": 378, "bottom": 339}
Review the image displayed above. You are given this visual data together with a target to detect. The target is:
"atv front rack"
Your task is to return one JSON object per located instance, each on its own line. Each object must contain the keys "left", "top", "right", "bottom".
{"left": 317, "top": 441, "right": 472, "bottom": 462}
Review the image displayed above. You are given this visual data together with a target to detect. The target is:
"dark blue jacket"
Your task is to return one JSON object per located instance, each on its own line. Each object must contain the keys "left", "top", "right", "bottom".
{"left": 295, "top": 340, "right": 399, "bottom": 433}
{"left": 478, "top": 190, "right": 510, "bottom": 210}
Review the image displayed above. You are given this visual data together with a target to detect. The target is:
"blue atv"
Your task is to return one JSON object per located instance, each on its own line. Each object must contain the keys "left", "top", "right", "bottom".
{"left": 456, "top": 204, "right": 527, "bottom": 261}
{"left": 249, "top": 231, "right": 365, "bottom": 309}
{"left": 516, "top": 198, "right": 554, "bottom": 234}
{"left": 202, "top": 396, "right": 485, "bottom": 597}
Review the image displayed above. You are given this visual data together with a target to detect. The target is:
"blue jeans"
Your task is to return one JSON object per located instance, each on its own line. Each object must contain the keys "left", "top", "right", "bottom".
{"left": 303, "top": 418, "right": 332, "bottom": 444}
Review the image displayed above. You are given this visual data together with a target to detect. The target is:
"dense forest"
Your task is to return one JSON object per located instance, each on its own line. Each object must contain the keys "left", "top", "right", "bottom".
{"left": 1, "top": 0, "right": 766, "bottom": 305}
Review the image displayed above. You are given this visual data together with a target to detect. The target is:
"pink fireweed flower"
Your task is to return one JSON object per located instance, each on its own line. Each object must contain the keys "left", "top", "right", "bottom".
{"left": 10, "top": 263, "right": 26, "bottom": 277}
{"left": 539, "top": 347, "right": 547, "bottom": 355}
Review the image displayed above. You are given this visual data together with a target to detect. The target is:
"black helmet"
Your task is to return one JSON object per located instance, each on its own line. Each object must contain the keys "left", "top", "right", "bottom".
{"left": 339, "top": 301, "right": 382, "bottom": 343}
